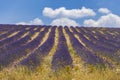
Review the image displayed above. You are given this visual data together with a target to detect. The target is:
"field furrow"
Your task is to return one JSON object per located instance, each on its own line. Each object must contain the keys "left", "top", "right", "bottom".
{"left": 0, "top": 25, "right": 120, "bottom": 72}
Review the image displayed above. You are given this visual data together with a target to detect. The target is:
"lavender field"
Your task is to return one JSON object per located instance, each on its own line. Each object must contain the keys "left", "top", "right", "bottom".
{"left": 0, "top": 24, "right": 120, "bottom": 80}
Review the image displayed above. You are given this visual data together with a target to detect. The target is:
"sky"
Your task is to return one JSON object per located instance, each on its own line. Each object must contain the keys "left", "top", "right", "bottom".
{"left": 0, "top": 0, "right": 120, "bottom": 27}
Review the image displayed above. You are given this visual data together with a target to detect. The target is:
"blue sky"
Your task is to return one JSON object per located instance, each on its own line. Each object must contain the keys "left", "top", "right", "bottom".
{"left": 0, "top": 0, "right": 120, "bottom": 27}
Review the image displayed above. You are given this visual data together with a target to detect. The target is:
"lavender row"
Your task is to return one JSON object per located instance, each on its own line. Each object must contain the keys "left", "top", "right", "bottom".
{"left": 72, "top": 27, "right": 118, "bottom": 53}
{"left": 19, "top": 27, "right": 56, "bottom": 68}
{"left": 77, "top": 27, "right": 120, "bottom": 42}
{"left": 0, "top": 27, "right": 35, "bottom": 47}
{"left": 65, "top": 27, "right": 106, "bottom": 66}
{"left": 77, "top": 28, "right": 119, "bottom": 52}
{"left": 83, "top": 28, "right": 120, "bottom": 49}
{"left": 71, "top": 28, "right": 120, "bottom": 64}
{"left": 0, "top": 27, "right": 41, "bottom": 55}
{"left": 84, "top": 27, "right": 120, "bottom": 42}
{"left": 0, "top": 27, "right": 49, "bottom": 68}
{"left": 51, "top": 27, "right": 73, "bottom": 70}
{"left": 0, "top": 26, "right": 27, "bottom": 40}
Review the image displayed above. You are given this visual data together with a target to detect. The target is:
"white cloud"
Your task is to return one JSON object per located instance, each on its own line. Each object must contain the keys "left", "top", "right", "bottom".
{"left": 17, "top": 18, "right": 44, "bottom": 25}
{"left": 43, "top": 7, "right": 96, "bottom": 19}
{"left": 83, "top": 13, "right": 120, "bottom": 27}
{"left": 51, "top": 18, "right": 79, "bottom": 27}
{"left": 16, "top": 22, "right": 26, "bottom": 25}
{"left": 98, "top": 8, "right": 111, "bottom": 14}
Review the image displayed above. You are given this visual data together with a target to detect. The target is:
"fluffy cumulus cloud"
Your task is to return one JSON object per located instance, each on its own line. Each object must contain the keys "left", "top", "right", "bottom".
{"left": 17, "top": 18, "right": 44, "bottom": 25}
{"left": 51, "top": 18, "right": 79, "bottom": 27}
{"left": 83, "top": 13, "right": 120, "bottom": 27}
{"left": 98, "top": 8, "right": 111, "bottom": 14}
{"left": 43, "top": 7, "right": 96, "bottom": 19}
{"left": 16, "top": 7, "right": 120, "bottom": 27}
